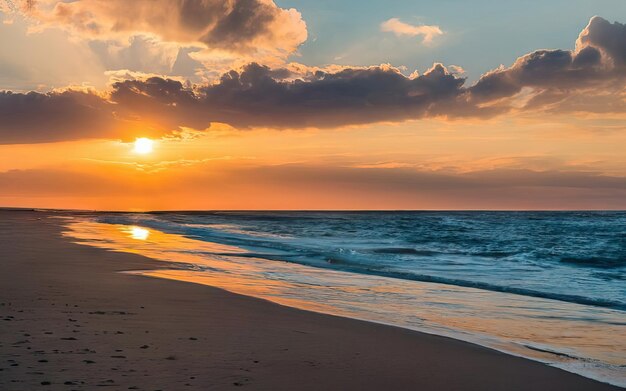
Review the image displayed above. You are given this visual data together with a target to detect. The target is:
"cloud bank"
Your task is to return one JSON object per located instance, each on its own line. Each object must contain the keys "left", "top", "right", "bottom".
{"left": 2, "top": 164, "right": 625, "bottom": 210}
{"left": 0, "top": 16, "right": 625, "bottom": 143}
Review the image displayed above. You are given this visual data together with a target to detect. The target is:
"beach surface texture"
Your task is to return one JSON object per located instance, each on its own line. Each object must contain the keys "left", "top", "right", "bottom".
{"left": 0, "top": 210, "right": 621, "bottom": 390}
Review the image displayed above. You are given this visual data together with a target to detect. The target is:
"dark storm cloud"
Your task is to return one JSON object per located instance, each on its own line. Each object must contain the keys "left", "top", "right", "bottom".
{"left": 119, "top": 62, "right": 467, "bottom": 129}
{"left": 578, "top": 16, "right": 626, "bottom": 67}
{"left": 470, "top": 16, "right": 626, "bottom": 103}
{"left": 0, "top": 89, "right": 119, "bottom": 144}
{"left": 0, "top": 63, "right": 468, "bottom": 143}
{"left": 469, "top": 48, "right": 611, "bottom": 101}
{"left": 0, "top": 17, "right": 625, "bottom": 144}
{"left": 218, "top": 63, "right": 464, "bottom": 127}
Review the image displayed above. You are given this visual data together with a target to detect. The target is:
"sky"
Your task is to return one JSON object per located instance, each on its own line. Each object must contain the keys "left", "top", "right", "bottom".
{"left": 0, "top": 0, "right": 625, "bottom": 210}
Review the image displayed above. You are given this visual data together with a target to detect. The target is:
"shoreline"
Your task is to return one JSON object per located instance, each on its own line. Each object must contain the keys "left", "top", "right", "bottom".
{"left": 1, "top": 210, "right": 622, "bottom": 390}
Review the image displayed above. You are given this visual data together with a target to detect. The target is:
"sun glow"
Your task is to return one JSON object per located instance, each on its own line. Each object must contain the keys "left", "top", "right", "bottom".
{"left": 128, "top": 226, "right": 150, "bottom": 240}
{"left": 133, "top": 138, "right": 154, "bottom": 154}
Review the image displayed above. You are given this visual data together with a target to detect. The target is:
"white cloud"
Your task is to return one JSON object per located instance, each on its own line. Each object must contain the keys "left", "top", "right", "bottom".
{"left": 380, "top": 18, "right": 443, "bottom": 44}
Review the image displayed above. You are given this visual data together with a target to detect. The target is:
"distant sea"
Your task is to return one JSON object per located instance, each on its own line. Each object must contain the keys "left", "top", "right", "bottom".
{"left": 63, "top": 211, "right": 626, "bottom": 386}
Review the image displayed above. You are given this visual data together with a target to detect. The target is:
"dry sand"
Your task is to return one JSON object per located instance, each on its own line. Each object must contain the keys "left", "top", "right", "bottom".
{"left": 0, "top": 210, "right": 620, "bottom": 390}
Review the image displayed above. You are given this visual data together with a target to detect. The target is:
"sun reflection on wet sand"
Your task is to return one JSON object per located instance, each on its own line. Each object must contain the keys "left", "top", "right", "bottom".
{"left": 63, "top": 218, "right": 626, "bottom": 387}
{"left": 128, "top": 226, "right": 150, "bottom": 240}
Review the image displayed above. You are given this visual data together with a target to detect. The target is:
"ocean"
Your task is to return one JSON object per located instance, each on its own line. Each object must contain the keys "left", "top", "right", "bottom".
{"left": 62, "top": 211, "right": 626, "bottom": 386}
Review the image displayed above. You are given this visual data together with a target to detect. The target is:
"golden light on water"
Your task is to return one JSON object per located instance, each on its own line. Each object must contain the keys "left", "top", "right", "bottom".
{"left": 133, "top": 138, "right": 154, "bottom": 154}
{"left": 129, "top": 226, "right": 150, "bottom": 240}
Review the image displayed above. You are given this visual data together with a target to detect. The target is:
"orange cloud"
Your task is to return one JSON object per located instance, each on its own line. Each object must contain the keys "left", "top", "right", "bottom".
{"left": 16, "top": 0, "right": 307, "bottom": 77}
{"left": 1, "top": 163, "right": 625, "bottom": 210}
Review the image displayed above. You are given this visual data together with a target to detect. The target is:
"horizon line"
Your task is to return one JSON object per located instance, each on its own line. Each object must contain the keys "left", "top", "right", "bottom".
{"left": 1, "top": 207, "right": 625, "bottom": 213}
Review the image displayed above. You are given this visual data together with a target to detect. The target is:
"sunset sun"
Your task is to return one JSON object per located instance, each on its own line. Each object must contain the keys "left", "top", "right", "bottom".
{"left": 133, "top": 137, "right": 154, "bottom": 154}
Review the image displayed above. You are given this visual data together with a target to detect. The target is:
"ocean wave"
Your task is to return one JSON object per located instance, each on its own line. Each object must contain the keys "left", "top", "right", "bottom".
{"left": 250, "top": 253, "right": 626, "bottom": 311}
{"left": 560, "top": 256, "right": 625, "bottom": 269}
{"left": 370, "top": 247, "right": 438, "bottom": 256}
{"left": 91, "top": 211, "right": 626, "bottom": 312}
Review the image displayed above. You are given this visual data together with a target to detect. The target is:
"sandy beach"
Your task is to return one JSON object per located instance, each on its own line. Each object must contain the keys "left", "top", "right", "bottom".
{"left": 0, "top": 210, "right": 620, "bottom": 390}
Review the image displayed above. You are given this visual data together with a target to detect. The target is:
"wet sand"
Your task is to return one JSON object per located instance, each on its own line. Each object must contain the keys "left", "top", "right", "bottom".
{"left": 0, "top": 210, "right": 620, "bottom": 390}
